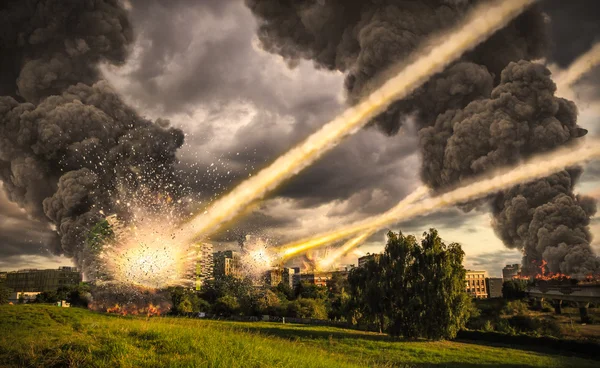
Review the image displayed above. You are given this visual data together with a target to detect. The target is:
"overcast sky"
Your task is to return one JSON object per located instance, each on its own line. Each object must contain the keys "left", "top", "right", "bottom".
{"left": 1, "top": 0, "right": 599, "bottom": 277}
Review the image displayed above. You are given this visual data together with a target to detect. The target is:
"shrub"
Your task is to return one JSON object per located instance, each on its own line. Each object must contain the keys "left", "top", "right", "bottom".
{"left": 214, "top": 295, "right": 240, "bottom": 317}
{"left": 502, "top": 300, "right": 529, "bottom": 315}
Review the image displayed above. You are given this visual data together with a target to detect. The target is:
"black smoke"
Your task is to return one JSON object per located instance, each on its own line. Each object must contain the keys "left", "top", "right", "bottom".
{"left": 0, "top": 1, "right": 184, "bottom": 276}
{"left": 246, "top": 0, "right": 598, "bottom": 276}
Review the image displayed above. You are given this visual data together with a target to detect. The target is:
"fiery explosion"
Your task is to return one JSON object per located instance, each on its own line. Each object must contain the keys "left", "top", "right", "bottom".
{"left": 98, "top": 212, "right": 196, "bottom": 289}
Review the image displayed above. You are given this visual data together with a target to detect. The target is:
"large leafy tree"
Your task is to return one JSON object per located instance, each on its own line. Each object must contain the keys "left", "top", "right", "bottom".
{"left": 348, "top": 229, "right": 472, "bottom": 340}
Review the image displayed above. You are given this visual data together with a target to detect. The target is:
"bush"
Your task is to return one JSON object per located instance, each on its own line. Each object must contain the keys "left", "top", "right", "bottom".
{"left": 502, "top": 280, "right": 528, "bottom": 299}
{"left": 502, "top": 300, "right": 529, "bottom": 315}
{"left": 508, "top": 315, "right": 542, "bottom": 333}
{"left": 214, "top": 295, "right": 240, "bottom": 317}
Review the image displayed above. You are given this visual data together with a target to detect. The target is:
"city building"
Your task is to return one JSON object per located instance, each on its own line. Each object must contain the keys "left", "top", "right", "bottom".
{"left": 358, "top": 253, "right": 381, "bottom": 268}
{"left": 0, "top": 272, "right": 6, "bottom": 283}
{"left": 291, "top": 267, "right": 301, "bottom": 288}
{"left": 4, "top": 267, "right": 82, "bottom": 293}
{"left": 9, "top": 291, "right": 40, "bottom": 304}
{"left": 502, "top": 264, "right": 521, "bottom": 281}
{"left": 194, "top": 243, "right": 214, "bottom": 290}
{"left": 465, "top": 270, "right": 488, "bottom": 298}
{"left": 300, "top": 271, "right": 334, "bottom": 287}
{"left": 213, "top": 250, "right": 242, "bottom": 278}
{"left": 486, "top": 277, "right": 503, "bottom": 298}
{"left": 264, "top": 268, "right": 283, "bottom": 287}
{"left": 282, "top": 268, "right": 296, "bottom": 289}
{"left": 300, "top": 271, "right": 349, "bottom": 287}
{"left": 336, "top": 264, "right": 354, "bottom": 272}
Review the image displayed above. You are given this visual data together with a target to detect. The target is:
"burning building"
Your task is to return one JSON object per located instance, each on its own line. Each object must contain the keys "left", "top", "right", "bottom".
{"left": 502, "top": 264, "right": 522, "bottom": 281}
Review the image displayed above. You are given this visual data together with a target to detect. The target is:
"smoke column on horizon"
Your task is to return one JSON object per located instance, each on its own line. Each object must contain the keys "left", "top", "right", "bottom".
{"left": 0, "top": 0, "right": 184, "bottom": 278}
{"left": 246, "top": 0, "right": 599, "bottom": 275}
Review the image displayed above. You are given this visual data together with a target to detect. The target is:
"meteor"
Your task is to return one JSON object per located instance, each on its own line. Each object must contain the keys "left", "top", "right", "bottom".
{"left": 303, "top": 186, "right": 429, "bottom": 268}
{"left": 555, "top": 43, "right": 600, "bottom": 91}
{"left": 177, "top": 0, "right": 537, "bottom": 244}
{"left": 279, "top": 142, "right": 600, "bottom": 259}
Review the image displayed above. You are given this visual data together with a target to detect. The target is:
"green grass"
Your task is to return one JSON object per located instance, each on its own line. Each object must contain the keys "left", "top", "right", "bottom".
{"left": 0, "top": 305, "right": 598, "bottom": 367}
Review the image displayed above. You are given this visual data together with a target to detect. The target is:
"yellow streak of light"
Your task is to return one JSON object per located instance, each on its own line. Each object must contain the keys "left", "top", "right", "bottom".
{"left": 279, "top": 142, "right": 600, "bottom": 260}
{"left": 318, "top": 231, "right": 372, "bottom": 270}
{"left": 310, "top": 186, "right": 429, "bottom": 268}
{"left": 555, "top": 43, "right": 600, "bottom": 91}
{"left": 178, "top": 0, "right": 536, "bottom": 244}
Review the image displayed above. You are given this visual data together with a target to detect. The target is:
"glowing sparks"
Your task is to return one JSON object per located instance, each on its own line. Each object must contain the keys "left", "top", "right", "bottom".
{"left": 175, "top": 0, "right": 535, "bottom": 245}
{"left": 240, "top": 237, "right": 277, "bottom": 279}
{"left": 99, "top": 215, "right": 196, "bottom": 289}
{"left": 279, "top": 142, "right": 600, "bottom": 258}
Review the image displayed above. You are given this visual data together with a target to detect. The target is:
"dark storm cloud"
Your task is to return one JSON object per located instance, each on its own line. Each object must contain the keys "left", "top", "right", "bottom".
{"left": 245, "top": 0, "right": 599, "bottom": 276}
{"left": 114, "top": 0, "right": 327, "bottom": 116}
{"left": 113, "top": 0, "right": 422, "bottom": 218}
{"left": 0, "top": 189, "right": 58, "bottom": 261}
{"left": 0, "top": 1, "right": 184, "bottom": 276}
{"left": 542, "top": 0, "right": 600, "bottom": 67}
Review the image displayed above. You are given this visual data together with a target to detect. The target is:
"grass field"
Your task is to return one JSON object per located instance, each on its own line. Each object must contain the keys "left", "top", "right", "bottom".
{"left": 1, "top": 305, "right": 599, "bottom": 367}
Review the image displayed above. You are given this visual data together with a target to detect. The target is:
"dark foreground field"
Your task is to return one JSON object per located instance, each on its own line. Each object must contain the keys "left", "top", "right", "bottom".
{"left": 1, "top": 305, "right": 598, "bottom": 368}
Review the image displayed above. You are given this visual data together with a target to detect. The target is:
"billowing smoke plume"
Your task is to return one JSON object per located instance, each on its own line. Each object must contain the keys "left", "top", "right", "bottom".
{"left": 0, "top": 1, "right": 184, "bottom": 276}
{"left": 246, "top": 0, "right": 598, "bottom": 275}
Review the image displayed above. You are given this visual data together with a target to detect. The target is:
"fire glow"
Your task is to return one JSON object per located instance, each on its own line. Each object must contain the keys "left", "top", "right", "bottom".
{"left": 99, "top": 215, "right": 196, "bottom": 289}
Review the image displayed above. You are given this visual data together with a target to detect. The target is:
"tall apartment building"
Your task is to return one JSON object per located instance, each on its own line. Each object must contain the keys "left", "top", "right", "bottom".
{"left": 486, "top": 277, "right": 503, "bottom": 298}
{"left": 291, "top": 267, "right": 301, "bottom": 288}
{"left": 5, "top": 267, "right": 82, "bottom": 293}
{"left": 282, "top": 268, "right": 296, "bottom": 289}
{"left": 213, "top": 250, "right": 242, "bottom": 278}
{"left": 465, "top": 270, "right": 488, "bottom": 298}
{"left": 358, "top": 253, "right": 381, "bottom": 268}
{"left": 194, "top": 243, "right": 214, "bottom": 290}
{"left": 502, "top": 264, "right": 521, "bottom": 281}
{"left": 264, "top": 268, "right": 283, "bottom": 287}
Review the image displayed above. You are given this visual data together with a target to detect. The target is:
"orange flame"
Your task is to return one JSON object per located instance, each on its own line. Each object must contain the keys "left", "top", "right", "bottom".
{"left": 105, "top": 303, "right": 165, "bottom": 317}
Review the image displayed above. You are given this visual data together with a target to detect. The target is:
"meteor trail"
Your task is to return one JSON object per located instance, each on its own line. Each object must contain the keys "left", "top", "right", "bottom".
{"left": 318, "top": 45, "right": 600, "bottom": 268}
{"left": 279, "top": 142, "right": 600, "bottom": 259}
{"left": 309, "top": 186, "right": 429, "bottom": 268}
{"left": 555, "top": 43, "right": 600, "bottom": 91}
{"left": 178, "top": 0, "right": 537, "bottom": 244}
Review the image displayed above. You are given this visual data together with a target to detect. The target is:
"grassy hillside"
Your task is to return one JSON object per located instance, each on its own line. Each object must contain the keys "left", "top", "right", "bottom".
{"left": 0, "top": 305, "right": 598, "bottom": 368}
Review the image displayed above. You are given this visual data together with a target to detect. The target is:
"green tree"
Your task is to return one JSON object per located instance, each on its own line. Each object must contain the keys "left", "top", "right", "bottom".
{"left": 0, "top": 284, "right": 11, "bottom": 305}
{"left": 294, "top": 281, "right": 327, "bottom": 300}
{"left": 214, "top": 295, "right": 240, "bottom": 316}
{"left": 348, "top": 229, "right": 472, "bottom": 340}
{"left": 287, "top": 298, "right": 327, "bottom": 319}
{"left": 502, "top": 279, "right": 528, "bottom": 299}
{"left": 348, "top": 259, "right": 387, "bottom": 332}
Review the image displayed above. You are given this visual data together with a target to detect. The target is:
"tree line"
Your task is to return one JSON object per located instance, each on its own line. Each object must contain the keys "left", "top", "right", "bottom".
{"left": 172, "top": 229, "right": 475, "bottom": 340}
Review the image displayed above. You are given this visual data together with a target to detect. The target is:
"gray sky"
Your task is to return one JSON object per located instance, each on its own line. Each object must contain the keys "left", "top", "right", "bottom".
{"left": 1, "top": 0, "right": 599, "bottom": 277}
